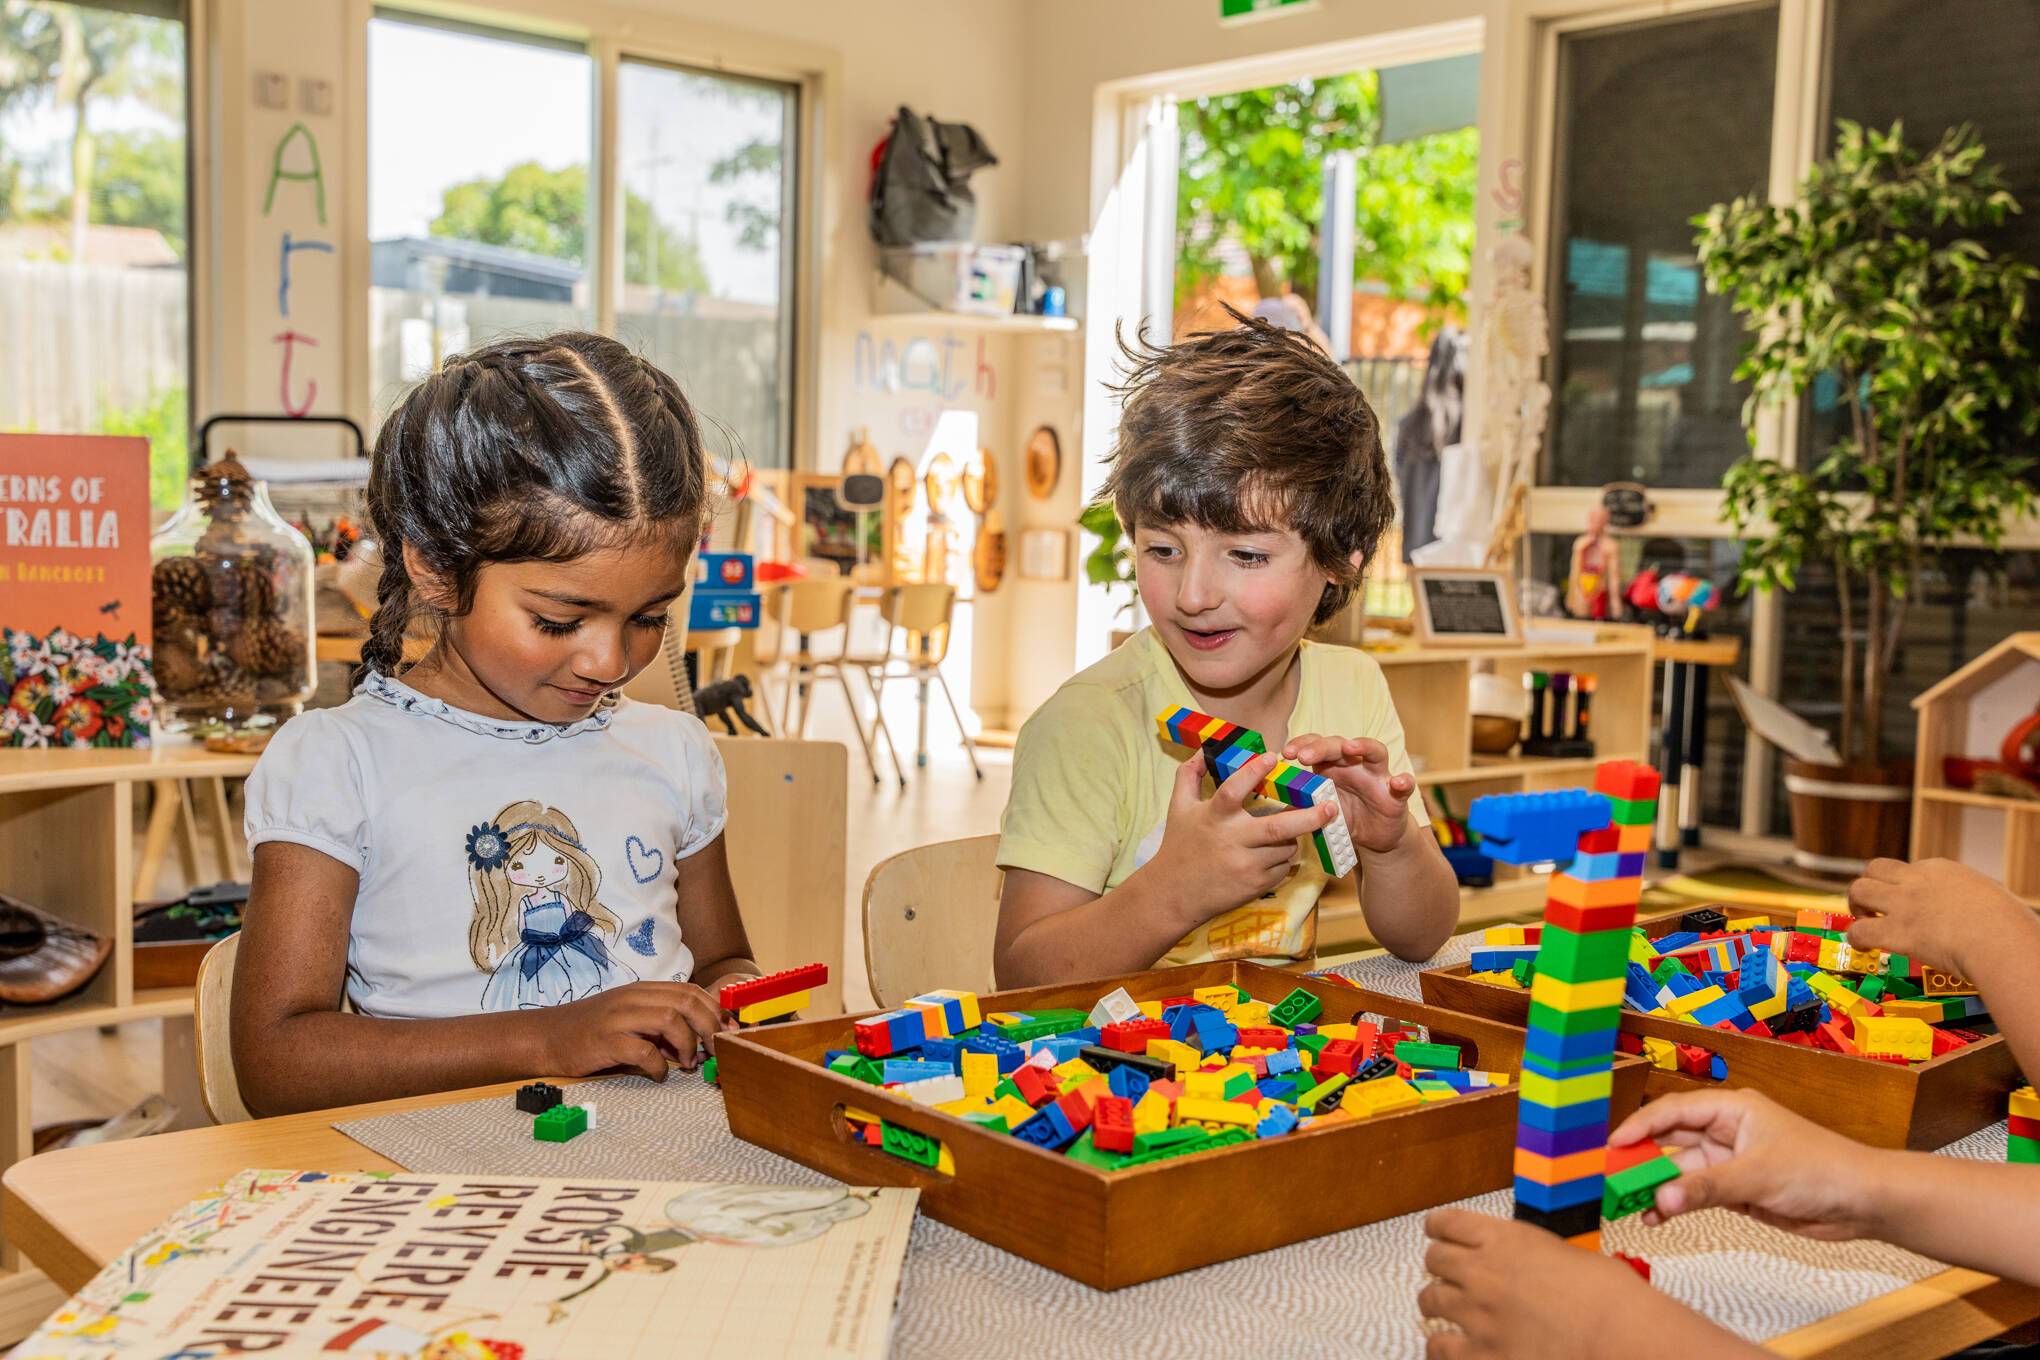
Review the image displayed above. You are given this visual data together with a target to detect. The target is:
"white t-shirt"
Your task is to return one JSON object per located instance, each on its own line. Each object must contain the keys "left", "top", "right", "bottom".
{"left": 244, "top": 671, "right": 728, "bottom": 1021}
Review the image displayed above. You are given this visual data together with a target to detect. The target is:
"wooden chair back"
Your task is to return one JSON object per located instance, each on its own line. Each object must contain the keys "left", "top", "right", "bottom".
{"left": 861, "top": 834, "right": 1002, "bottom": 1007}
{"left": 880, "top": 583, "right": 958, "bottom": 666}
{"left": 193, "top": 932, "right": 254, "bottom": 1124}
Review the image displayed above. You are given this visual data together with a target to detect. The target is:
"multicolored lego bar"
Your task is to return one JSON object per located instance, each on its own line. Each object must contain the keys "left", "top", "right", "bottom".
{"left": 1472, "top": 760, "right": 1681, "bottom": 1249}
{"left": 719, "top": 963, "right": 829, "bottom": 1024}
{"left": 1155, "top": 705, "right": 1358, "bottom": 878}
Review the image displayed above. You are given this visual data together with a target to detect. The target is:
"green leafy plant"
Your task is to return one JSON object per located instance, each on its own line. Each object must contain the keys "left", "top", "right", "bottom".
{"left": 1696, "top": 121, "right": 2040, "bottom": 765}
{"left": 1078, "top": 501, "right": 1138, "bottom": 624}
{"left": 96, "top": 381, "right": 187, "bottom": 513}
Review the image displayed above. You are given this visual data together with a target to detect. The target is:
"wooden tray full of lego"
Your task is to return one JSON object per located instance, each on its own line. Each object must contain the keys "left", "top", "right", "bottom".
{"left": 1419, "top": 904, "right": 2021, "bottom": 1150}
{"left": 714, "top": 961, "right": 1649, "bottom": 1290}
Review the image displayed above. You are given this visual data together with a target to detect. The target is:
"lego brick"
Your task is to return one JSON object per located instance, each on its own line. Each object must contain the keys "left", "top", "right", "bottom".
{"left": 1395, "top": 1041, "right": 1463, "bottom": 1071}
{"left": 853, "top": 1008, "right": 925, "bottom": 1058}
{"left": 961, "top": 1050, "right": 998, "bottom": 1101}
{"left": 533, "top": 1104, "right": 588, "bottom": 1142}
{"left": 720, "top": 962, "right": 829, "bottom": 1012}
{"left": 1524, "top": 1024, "right": 1623, "bottom": 1067}
{"left": 515, "top": 1082, "right": 563, "bottom": 1115}
{"left": 1565, "top": 851, "right": 1635, "bottom": 883}
{"left": 1341, "top": 1077, "right": 1423, "bottom": 1117}
{"left": 1513, "top": 1198, "right": 1602, "bottom": 1238}
{"left": 1854, "top": 1015, "right": 1933, "bottom": 1061}
{"left": 1525, "top": 999, "right": 1624, "bottom": 1036}
{"left": 882, "top": 1058, "right": 954, "bottom": 1084}
{"left": 1517, "top": 1067, "right": 1614, "bottom": 1107}
{"left": 1546, "top": 872, "right": 1643, "bottom": 911}
{"left": 1466, "top": 789, "right": 1613, "bottom": 865}
{"left": 1533, "top": 926, "right": 1634, "bottom": 982}
{"left": 1605, "top": 795, "right": 1656, "bottom": 825}
{"left": 701, "top": 1057, "right": 718, "bottom": 1085}
{"left": 1528, "top": 972, "right": 1626, "bottom": 1014}
{"left": 1514, "top": 1119, "right": 1613, "bottom": 1159}
{"left": 1603, "top": 1151, "right": 1682, "bottom": 1221}
{"left": 1174, "top": 1096, "right": 1256, "bottom": 1130}
{"left": 2012, "top": 1086, "right": 2040, "bottom": 1121}
{"left": 1512, "top": 1145, "right": 1609, "bottom": 1186}
{"left": 1680, "top": 908, "right": 1728, "bottom": 934}
{"left": 1591, "top": 760, "right": 1663, "bottom": 803}
{"left": 1092, "top": 1095, "right": 1135, "bottom": 1153}
{"left": 1521, "top": 1049, "right": 1616, "bottom": 1082}
{"left": 1541, "top": 897, "right": 1642, "bottom": 935}
{"left": 1512, "top": 1173, "right": 1606, "bottom": 1212}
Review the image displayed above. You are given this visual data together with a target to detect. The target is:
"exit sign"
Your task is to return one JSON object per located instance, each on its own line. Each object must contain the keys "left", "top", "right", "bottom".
{"left": 1220, "top": 0, "right": 1318, "bottom": 21}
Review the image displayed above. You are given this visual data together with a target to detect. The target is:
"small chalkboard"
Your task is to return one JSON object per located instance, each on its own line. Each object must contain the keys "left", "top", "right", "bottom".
{"left": 1412, "top": 568, "right": 1521, "bottom": 646}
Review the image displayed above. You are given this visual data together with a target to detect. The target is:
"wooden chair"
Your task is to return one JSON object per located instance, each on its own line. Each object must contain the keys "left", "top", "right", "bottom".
{"left": 854, "top": 583, "right": 981, "bottom": 781}
{"left": 760, "top": 578, "right": 901, "bottom": 786}
{"left": 192, "top": 931, "right": 254, "bottom": 1124}
{"left": 861, "top": 834, "right": 1001, "bottom": 1008}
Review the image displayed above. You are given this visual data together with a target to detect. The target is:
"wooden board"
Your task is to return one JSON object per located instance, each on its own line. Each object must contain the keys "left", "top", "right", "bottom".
{"left": 715, "top": 961, "right": 1649, "bottom": 1290}
{"left": 715, "top": 738, "right": 848, "bottom": 1016}
{"left": 1418, "top": 905, "right": 2021, "bottom": 1150}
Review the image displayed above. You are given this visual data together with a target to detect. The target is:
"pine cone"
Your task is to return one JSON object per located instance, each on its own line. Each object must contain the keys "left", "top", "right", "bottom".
{"left": 235, "top": 556, "right": 277, "bottom": 617}
{"left": 231, "top": 618, "right": 306, "bottom": 678}
{"left": 152, "top": 557, "right": 212, "bottom": 620}
{"left": 151, "top": 638, "right": 208, "bottom": 697}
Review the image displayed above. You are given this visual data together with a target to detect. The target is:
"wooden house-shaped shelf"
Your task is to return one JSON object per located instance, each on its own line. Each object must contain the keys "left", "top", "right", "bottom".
{"left": 1911, "top": 632, "right": 2040, "bottom": 904}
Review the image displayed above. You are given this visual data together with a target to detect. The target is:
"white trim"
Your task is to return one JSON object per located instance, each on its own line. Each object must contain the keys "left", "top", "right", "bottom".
{"left": 1781, "top": 773, "right": 1911, "bottom": 802}
{"left": 1098, "top": 16, "right": 1483, "bottom": 105}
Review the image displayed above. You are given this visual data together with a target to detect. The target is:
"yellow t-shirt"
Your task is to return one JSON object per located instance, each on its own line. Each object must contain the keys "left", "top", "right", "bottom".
{"left": 996, "top": 627, "right": 1429, "bottom": 966}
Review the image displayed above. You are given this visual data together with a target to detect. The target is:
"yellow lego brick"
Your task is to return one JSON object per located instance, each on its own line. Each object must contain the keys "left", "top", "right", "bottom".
{"left": 1193, "top": 985, "right": 1238, "bottom": 1016}
{"left": 1184, "top": 1070, "right": 1228, "bottom": 1100}
{"left": 1132, "top": 1090, "right": 1170, "bottom": 1134}
{"left": 843, "top": 1105, "right": 884, "bottom": 1126}
{"left": 1146, "top": 1038, "right": 1200, "bottom": 1076}
{"left": 1880, "top": 998, "right": 1945, "bottom": 1023}
{"left": 1054, "top": 1058, "right": 1102, "bottom": 1089}
{"left": 1233, "top": 1045, "right": 1280, "bottom": 1059}
{"left": 1528, "top": 972, "right": 1626, "bottom": 1013}
{"left": 935, "top": 1096, "right": 990, "bottom": 1117}
{"left": 925, "top": 988, "right": 983, "bottom": 1031}
{"left": 1138, "top": 1000, "right": 1165, "bottom": 1020}
{"left": 962, "top": 1050, "right": 997, "bottom": 1101}
{"left": 1414, "top": 1083, "right": 1459, "bottom": 1103}
{"left": 1316, "top": 1022, "right": 1361, "bottom": 1041}
{"left": 987, "top": 1094, "right": 1035, "bottom": 1130}
{"left": 1174, "top": 1096, "right": 1255, "bottom": 1129}
{"left": 1517, "top": 1068, "right": 1614, "bottom": 1106}
{"left": 1342, "top": 1077, "right": 1423, "bottom": 1117}
{"left": 1854, "top": 1016, "right": 1932, "bottom": 1061}
{"left": 1668, "top": 985, "right": 1726, "bottom": 1016}
{"left": 1484, "top": 925, "right": 1532, "bottom": 945}
{"left": 936, "top": 1142, "right": 956, "bottom": 1175}
{"left": 1725, "top": 915, "right": 1769, "bottom": 931}
{"left": 987, "top": 1011, "right": 1027, "bottom": 1027}
{"left": 2012, "top": 1086, "right": 2040, "bottom": 1121}
{"left": 1629, "top": 934, "right": 1662, "bottom": 966}
{"left": 1745, "top": 989, "right": 1787, "bottom": 1022}
{"left": 736, "top": 989, "right": 808, "bottom": 1024}
{"left": 1640, "top": 1036, "right": 1678, "bottom": 1071}
{"left": 1468, "top": 969, "right": 1524, "bottom": 989}
{"left": 1231, "top": 1001, "right": 1272, "bottom": 1028}
{"left": 1806, "top": 972, "right": 1871, "bottom": 1014}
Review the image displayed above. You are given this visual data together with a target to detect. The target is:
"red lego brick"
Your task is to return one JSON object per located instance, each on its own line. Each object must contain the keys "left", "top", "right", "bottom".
{"left": 2010, "top": 1114, "right": 2040, "bottom": 1141}
{"left": 1053, "top": 1090, "right": 1094, "bottom": 1133}
{"left": 720, "top": 962, "right": 829, "bottom": 1011}
{"left": 1012, "top": 1064, "right": 1057, "bottom": 1106}
{"left": 1544, "top": 898, "right": 1642, "bottom": 934}
{"left": 1613, "top": 1252, "right": 1652, "bottom": 1282}
{"left": 1604, "top": 1138, "right": 1667, "bottom": 1176}
{"left": 1674, "top": 1044, "right": 1714, "bottom": 1077}
{"left": 1319, "top": 1038, "right": 1364, "bottom": 1076}
{"left": 1575, "top": 826, "right": 1624, "bottom": 854}
{"left": 1101, "top": 1018, "right": 1169, "bottom": 1052}
{"left": 1094, "top": 1095, "right": 1134, "bottom": 1153}
{"left": 1235, "top": 1026, "right": 1288, "bottom": 1049}
{"left": 1592, "top": 760, "right": 1663, "bottom": 803}
{"left": 1932, "top": 1027, "right": 1981, "bottom": 1055}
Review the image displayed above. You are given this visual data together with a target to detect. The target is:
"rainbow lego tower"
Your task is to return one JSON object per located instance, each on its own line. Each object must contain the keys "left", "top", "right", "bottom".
{"left": 1156, "top": 705, "right": 1358, "bottom": 877}
{"left": 1469, "top": 760, "right": 1663, "bottom": 1248}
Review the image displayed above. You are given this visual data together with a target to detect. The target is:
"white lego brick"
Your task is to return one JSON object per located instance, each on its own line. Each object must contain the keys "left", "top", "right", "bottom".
{"left": 898, "top": 1074, "right": 966, "bottom": 1106}
{"left": 1311, "top": 782, "right": 1358, "bottom": 877}
{"left": 1087, "top": 985, "right": 1141, "bottom": 1030}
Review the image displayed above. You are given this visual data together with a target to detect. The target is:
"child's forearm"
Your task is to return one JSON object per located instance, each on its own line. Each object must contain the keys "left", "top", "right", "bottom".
{"left": 1863, "top": 1151, "right": 2040, "bottom": 1285}
{"left": 692, "top": 954, "right": 761, "bottom": 997}
{"left": 240, "top": 1008, "right": 558, "bottom": 1117}
{"left": 997, "top": 870, "right": 1207, "bottom": 987}
{"left": 1968, "top": 911, "right": 2040, "bottom": 1084}
{"left": 1357, "top": 825, "right": 1458, "bottom": 961}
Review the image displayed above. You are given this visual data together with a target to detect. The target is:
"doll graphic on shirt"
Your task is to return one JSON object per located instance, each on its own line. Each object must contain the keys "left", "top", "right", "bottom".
{"left": 466, "top": 799, "right": 638, "bottom": 1010}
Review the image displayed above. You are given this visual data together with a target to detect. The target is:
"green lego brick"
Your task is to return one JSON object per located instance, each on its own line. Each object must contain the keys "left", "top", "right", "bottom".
{"left": 2009, "top": 1136, "right": 2040, "bottom": 1165}
{"left": 1533, "top": 926, "right": 1634, "bottom": 982}
{"left": 1526, "top": 999, "right": 1624, "bottom": 1036}
{"left": 993, "top": 1077, "right": 1021, "bottom": 1102}
{"left": 879, "top": 1120, "right": 941, "bottom": 1167}
{"left": 702, "top": 1057, "right": 719, "bottom": 1086}
{"left": 1297, "top": 1074, "right": 1349, "bottom": 1110}
{"left": 1650, "top": 958, "right": 1686, "bottom": 986}
{"left": 1603, "top": 1154, "right": 1682, "bottom": 1221}
{"left": 534, "top": 1105, "right": 588, "bottom": 1142}
{"left": 1064, "top": 1130, "right": 1132, "bottom": 1170}
{"left": 1606, "top": 796, "right": 1656, "bottom": 826}
{"left": 828, "top": 1053, "right": 883, "bottom": 1085}
{"left": 1233, "top": 730, "right": 1267, "bottom": 754}
{"left": 1524, "top": 1050, "right": 1619, "bottom": 1079}
{"left": 1395, "top": 1041, "right": 1463, "bottom": 1070}
{"left": 988, "top": 1008, "right": 1090, "bottom": 1042}
{"left": 961, "top": 1110, "right": 1009, "bottom": 1133}
{"left": 1296, "top": 1033, "right": 1332, "bottom": 1059}
{"left": 1220, "top": 1068, "right": 1256, "bottom": 1098}
{"left": 1133, "top": 1125, "right": 1207, "bottom": 1154}
{"left": 1883, "top": 975, "right": 1923, "bottom": 1000}
{"left": 1857, "top": 975, "right": 1888, "bottom": 1002}
{"left": 1311, "top": 832, "right": 1337, "bottom": 875}
{"left": 1511, "top": 958, "right": 1536, "bottom": 987}
{"left": 1269, "top": 986, "right": 1323, "bottom": 1028}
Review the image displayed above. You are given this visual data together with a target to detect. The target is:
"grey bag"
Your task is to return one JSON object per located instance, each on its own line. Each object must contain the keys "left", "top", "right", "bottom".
{"left": 869, "top": 105, "right": 999, "bottom": 246}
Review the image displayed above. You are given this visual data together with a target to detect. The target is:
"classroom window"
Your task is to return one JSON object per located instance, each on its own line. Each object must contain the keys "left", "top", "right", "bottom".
{"left": 614, "top": 60, "right": 798, "bottom": 472}
{"left": 367, "top": 12, "right": 594, "bottom": 422}
{"left": 1543, "top": 5, "right": 1776, "bottom": 490}
{"left": 0, "top": 0, "right": 190, "bottom": 511}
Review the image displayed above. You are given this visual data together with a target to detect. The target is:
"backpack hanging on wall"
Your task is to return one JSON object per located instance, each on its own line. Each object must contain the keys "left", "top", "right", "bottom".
{"left": 868, "top": 105, "right": 998, "bottom": 246}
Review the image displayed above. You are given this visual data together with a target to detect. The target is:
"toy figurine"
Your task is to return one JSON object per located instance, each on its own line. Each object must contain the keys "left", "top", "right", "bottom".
{"left": 1565, "top": 505, "right": 1623, "bottom": 621}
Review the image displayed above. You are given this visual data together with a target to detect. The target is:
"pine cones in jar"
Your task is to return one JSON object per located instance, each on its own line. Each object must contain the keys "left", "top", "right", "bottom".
{"left": 230, "top": 617, "right": 307, "bottom": 679}
{"left": 151, "top": 635, "right": 208, "bottom": 696}
{"left": 152, "top": 556, "right": 211, "bottom": 624}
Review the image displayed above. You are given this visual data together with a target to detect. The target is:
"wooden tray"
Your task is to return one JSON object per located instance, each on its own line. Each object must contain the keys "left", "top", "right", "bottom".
{"left": 716, "top": 961, "right": 1648, "bottom": 1289}
{"left": 1419, "top": 904, "right": 2021, "bottom": 1150}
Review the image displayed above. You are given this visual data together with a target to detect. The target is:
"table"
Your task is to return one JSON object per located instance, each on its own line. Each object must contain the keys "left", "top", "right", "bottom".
{"left": 4, "top": 1078, "right": 2034, "bottom": 1358}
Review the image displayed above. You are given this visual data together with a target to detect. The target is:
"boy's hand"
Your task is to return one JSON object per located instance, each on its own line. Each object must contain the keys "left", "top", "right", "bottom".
{"left": 1608, "top": 1089, "right": 1885, "bottom": 1239}
{"left": 1418, "top": 1209, "right": 1666, "bottom": 1359}
{"left": 1282, "top": 734, "right": 1418, "bottom": 854}
{"left": 543, "top": 981, "right": 726, "bottom": 1079}
{"left": 1146, "top": 751, "right": 1336, "bottom": 925}
{"left": 1845, "top": 857, "right": 2038, "bottom": 982}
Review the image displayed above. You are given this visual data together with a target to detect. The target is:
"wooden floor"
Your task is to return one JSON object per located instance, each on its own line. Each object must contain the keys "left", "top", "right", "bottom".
{"left": 30, "top": 685, "right": 1015, "bottom": 1134}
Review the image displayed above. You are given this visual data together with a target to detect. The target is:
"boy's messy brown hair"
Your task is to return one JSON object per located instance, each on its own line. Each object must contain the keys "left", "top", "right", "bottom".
{"left": 1099, "top": 306, "right": 1392, "bottom": 625}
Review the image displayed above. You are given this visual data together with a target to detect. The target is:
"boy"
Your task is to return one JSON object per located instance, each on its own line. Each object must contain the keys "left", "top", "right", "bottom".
{"left": 993, "top": 313, "right": 1459, "bottom": 986}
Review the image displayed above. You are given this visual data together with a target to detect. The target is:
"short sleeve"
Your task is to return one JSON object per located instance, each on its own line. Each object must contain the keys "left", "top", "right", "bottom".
{"left": 996, "top": 685, "right": 1128, "bottom": 893}
{"left": 244, "top": 711, "right": 373, "bottom": 871}
{"left": 669, "top": 714, "right": 729, "bottom": 860}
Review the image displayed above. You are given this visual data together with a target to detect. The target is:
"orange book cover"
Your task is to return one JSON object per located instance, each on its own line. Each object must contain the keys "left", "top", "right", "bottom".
{"left": 0, "top": 433, "right": 155, "bottom": 748}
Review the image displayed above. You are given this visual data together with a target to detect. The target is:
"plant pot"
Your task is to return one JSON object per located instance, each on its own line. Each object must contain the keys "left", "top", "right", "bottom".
{"left": 1782, "top": 758, "right": 1912, "bottom": 875}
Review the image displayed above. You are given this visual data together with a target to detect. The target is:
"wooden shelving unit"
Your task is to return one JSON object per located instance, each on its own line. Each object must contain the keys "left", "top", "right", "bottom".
{"left": 1910, "top": 632, "right": 2040, "bottom": 905}
{"left": 0, "top": 743, "right": 256, "bottom": 1330}
{"left": 1316, "top": 637, "right": 1655, "bottom": 952}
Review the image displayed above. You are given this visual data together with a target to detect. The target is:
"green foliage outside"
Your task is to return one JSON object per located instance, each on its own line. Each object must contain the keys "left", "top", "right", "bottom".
{"left": 431, "top": 161, "right": 710, "bottom": 295}
{"left": 1697, "top": 121, "right": 2040, "bottom": 764}
{"left": 1078, "top": 501, "right": 1138, "bottom": 623}
{"left": 96, "top": 382, "right": 188, "bottom": 513}
{"left": 1175, "top": 72, "right": 1478, "bottom": 312}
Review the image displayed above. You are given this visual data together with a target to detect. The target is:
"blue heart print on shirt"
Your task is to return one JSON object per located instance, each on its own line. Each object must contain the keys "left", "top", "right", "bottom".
{"left": 626, "top": 917, "right": 657, "bottom": 956}
{"left": 625, "top": 835, "right": 664, "bottom": 884}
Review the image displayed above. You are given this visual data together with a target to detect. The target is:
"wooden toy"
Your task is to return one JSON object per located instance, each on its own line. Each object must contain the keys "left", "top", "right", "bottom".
{"left": 2012, "top": 1086, "right": 2039, "bottom": 1165}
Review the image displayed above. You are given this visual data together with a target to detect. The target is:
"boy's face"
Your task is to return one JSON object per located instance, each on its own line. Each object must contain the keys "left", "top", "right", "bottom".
{"left": 1133, "top": 520, "right": 1329, "bottom": 695}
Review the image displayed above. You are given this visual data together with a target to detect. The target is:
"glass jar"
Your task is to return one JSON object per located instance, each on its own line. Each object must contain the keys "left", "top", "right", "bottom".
{"left": 149, "top": 454, "right": 317, "bottom": 731}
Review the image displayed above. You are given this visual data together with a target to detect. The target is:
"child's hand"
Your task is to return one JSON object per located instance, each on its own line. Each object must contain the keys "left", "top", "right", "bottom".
{"left": 1282, "top": 734, "right": 1418, "bottom": 854}
{"left": 1608, "top": 1089, "right": 1886, "bottom": 1239}
{"left": 544, "top": 981, "right": 726, "bottom": 1079}
{"left": 1418, "top": 1209, "right": 1664, "bottom": 1357}
{"left": 1845, "top": 857, "right": 2038, "bottom": 982}
{"left": 1146, "top": 751, "right": 1336, "bottom": 924}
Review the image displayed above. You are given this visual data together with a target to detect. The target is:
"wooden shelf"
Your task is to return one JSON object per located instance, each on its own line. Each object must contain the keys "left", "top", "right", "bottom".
{"left": 1415, "top": 752, "right": 1646, "bottom": 785}
{"left": 0, "top": 989, "right": 192, "bottom": 1048}
{"left": 0, "top": 743, "right": 255, "bottom": 795}
{"left": 1918, "top": 786, "right": 2039, "bottom": 811}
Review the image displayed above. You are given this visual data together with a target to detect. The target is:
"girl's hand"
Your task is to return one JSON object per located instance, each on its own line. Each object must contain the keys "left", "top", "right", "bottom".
{"left": 1846, "top": 857, "right": 2037, "bottom": 983}
{"left": 1607, "top": 1089, "right": 1886, "bottom": 1239}
{"left": 1144, "top": 751, "right": 1336, "bottom": 926}
{"left": 544, "top": 981, "right": 726, "bottom": 1079}
{"left": 1282, "top": 734, "right": 1417, "bottom": 854}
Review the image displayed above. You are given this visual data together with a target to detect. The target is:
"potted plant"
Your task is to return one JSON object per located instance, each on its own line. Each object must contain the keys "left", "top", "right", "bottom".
{"left": 1077, "top": 502, "right": 1142, "bottom": 649}
{"left": 1695, "top": 121, "right": 2040, "bottom": 868}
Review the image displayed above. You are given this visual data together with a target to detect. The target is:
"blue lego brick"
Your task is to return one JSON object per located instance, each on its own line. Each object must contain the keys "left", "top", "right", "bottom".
{"left": 1567, "top": 851, "right": 1631, "bottom": 882}
{"left": 1525, "top": 1025, "right": 1624, "bottom": 1066}
{"left": 1066, "top": 1027, "right": 1101, "bottom": 1047}
{"left": 1443, "top": 844, "right": 1496, "bottom": 882}
{"left": 883, "top": 1058, "right": 955, "bottom": 1083}
{"left": 1522, "top": 1050, "right": 1616, "bottom": 1080}
{"left": 1470, "top": 946, "right": 1542, "bottom": 972}
{"left": 1465, "top": 790, "right": 1612, "bottom": 865}
{"left": 1625, "top": 962, "right": 1663, "bottom": 1011}
{"left": 1030, "top": 1036, "right": 1092, "bottom": 1065}
{"left": 1257, "top": 1104, "right": 1300, "bottom": 1138}
{"left": 1012, "top": 1105, "right": 1079, "bottom": 1150}
{"left": 1264, "top": 1048, "right": 1302, "bottom": 1076}
{"left": 1653, "top": 931, "right": 1702, "bottom": 953}
{"left": 1616, "top": 852, "right": 1647, "bottom": 876}
{"left": 1192, "top": 1011, "right": 1238, "bottom": 1053}
{"left": 1210, "top": 743, "right": 1257, "bottom": 783}
{"left": 1166, "top": 1005, "right": 1200, "bottom": 1042}
{"left": 1107, "top": 1064, "right": 1151, "bottom": 1102}
{"left": 960, "top": 1034, "right": 1026, "bottom": 1073}
{"left": 1516, "top": 1095, "right": 1613, "bottom": 1133}
{"left": 1785, "top": 979, "right": 1818, "bottom": 1010}
{"left": 918, "top": 1037, "right": 965, "bottom": 1068}
{"left": 1690, "top": 994, "right": 1753, "bottom": 1030}
{"left": 1658, "top": 970, "right": 1703, "bottom": 999}
{"left": 1515, "top": 1120, "right": 1612, "bottom": 1159}
{"left": 1514, "top": 1174, "right": 1607, "bottom": 1211}
{"left": 821, "top": 1047, "right": 858, "bottom": 1067}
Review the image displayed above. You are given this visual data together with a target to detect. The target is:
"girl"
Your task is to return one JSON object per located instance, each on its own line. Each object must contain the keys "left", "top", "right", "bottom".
{"left": 232, "top": 332, "right": 761, "bottom": 1116}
